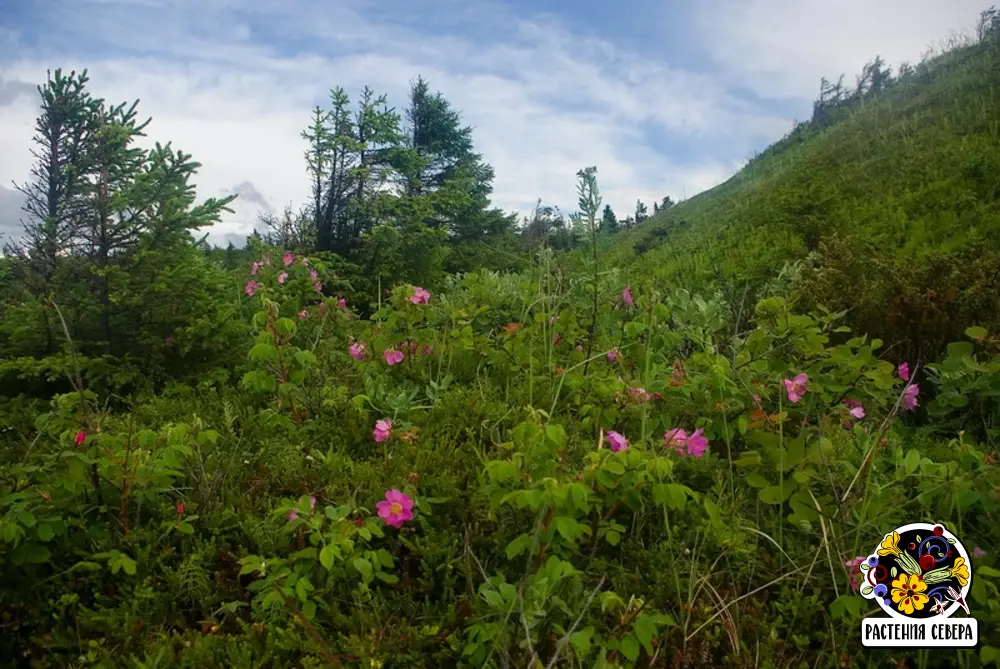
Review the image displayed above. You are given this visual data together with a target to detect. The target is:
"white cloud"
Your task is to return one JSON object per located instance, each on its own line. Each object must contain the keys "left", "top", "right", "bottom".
{"left": 695, "top": 0, "right": 986, "bottom": 101}
{"left": 2, "top": 0, "right": 979, "bottom": 246}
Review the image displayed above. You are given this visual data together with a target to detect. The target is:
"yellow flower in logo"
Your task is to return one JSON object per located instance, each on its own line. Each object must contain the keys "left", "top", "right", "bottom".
{"left": 891, "top": 573, "right": 929, "bottom": 615}
{"left": 949, "top": 557, "right": 969, "bottom": 587}
{"left": 878, "top": 531, "right": 902, "bottom": 557}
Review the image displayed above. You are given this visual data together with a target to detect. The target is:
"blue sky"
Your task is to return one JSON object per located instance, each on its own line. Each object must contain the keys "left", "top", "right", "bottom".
{"left": 0, "top": 0, "right": 988, "bottom": 246}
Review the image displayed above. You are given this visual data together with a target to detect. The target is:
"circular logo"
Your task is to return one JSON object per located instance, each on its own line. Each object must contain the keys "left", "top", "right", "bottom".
{"left": 859, "top": 522, "right": 972, "bottom": 619}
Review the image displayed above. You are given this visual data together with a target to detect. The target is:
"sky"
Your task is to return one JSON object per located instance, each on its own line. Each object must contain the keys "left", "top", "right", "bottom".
{"left": 0, "top": 0, "right": 988, "bottom": 247}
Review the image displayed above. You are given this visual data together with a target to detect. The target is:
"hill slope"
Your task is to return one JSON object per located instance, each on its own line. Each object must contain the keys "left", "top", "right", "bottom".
{"left": 618, "top": 35, "right": 1000, "bottom": 360}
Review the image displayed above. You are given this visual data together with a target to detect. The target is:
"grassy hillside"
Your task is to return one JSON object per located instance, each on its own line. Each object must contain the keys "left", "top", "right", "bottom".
{"left": 618, "top": 35, "right": 1000, "bottom": 361}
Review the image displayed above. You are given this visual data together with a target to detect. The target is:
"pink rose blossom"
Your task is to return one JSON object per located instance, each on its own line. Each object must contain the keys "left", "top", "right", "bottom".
{"left": 337, "top": 298, "right": 347, "bottom": 309}
{"left": 176, "top": 503, "right": 185, "bottom": 516}
{"left": 376, "top": 489, "right": 414, "bottom": 528}
{"left": 664, "top": 428, "right": 688, "bottom": 453}
{"left": 309, "top": 270, "right": 318, "bottom": 281}
{"left": 606, "top": 430, "right": 629, "bottom": 453}
{"left": 282, "top": 253, "right": 294, "bottom": 266}
{"left": 74, "top": 430, "right": 87, "bottom": 447}
{"left": 373, "top": 419, "right": 393, "bottom": 442}
{"left": 782, "top": 373, "right": 809, "bottom": 403}
{"left": 903, "top": 384, "right": 920, "bottom": 411}
{"left": 842, "top": 398, "right": 866, "bottom": 420}
{"left": 349, "top": 342, "right": 367, "bottom": 360}
{"left": 288, "top": 510, "right": 298, "bottom": 521}
{"left": 898, "top": 362, "right": 910, "bottom": 382}
{"left": 309, "top": 495, "right": 317, "bottom": 508}
{"left": 844, "top": 556, "right": 865, "bottom": 591}
{"left": 421, "top": 345, "right": 433, "bottom": 356}
{"left": 628, "top": 387, "right": 651, "bottom": 402}
{"left": 622, "top": 286, "right": 634, "bottom": 307}
{"left": 250, "top": 262, "right": 261, "bottom": 275}
{"left": 686, "top": 429, "right": 709, "bottom": 458}
{"left": 277, "top": 272, "right": 288, "bottom": 284}
{"left": 299, "top": 309, "right": 308, "bottom": 319}
{"left": 410, "top": 286, "right": 431, "bottom": 304}
{"left": 314, "top": 281, "right": 322, "bottom": 293}
{"left": 244, "top": 280, "right": 259, "bottom": 297}
{"left": 384, "top": 348, "right": 404, "bottom": 366}
{"left": 607, "top": 349, "right": 620, "bottom": 363}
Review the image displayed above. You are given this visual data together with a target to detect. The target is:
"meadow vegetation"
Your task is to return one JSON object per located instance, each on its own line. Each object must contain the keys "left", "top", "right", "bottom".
{"left": 1, "top": 8, "right": 1000, "bottom": 669}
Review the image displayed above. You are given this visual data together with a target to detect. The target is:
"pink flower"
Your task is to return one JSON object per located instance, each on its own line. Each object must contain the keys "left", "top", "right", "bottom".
{"left": 309, "top": 270, "right": 318, "bottom": 281}
{"left": 376, "top": 489, "right": 414, "bottom": 528}
{"left": 903, "top": 384, "right": 920, "bottom": 411}
{"left": 607, "top": 349, "right": 620, "bottom": 363}
{"left": 504, "top": 323, "right": 521, "bottom": 335}
{"left": 844, "top": 556, "right": 865, "bottom": 591}
{"left": 309, "top": 495, "right": 317, "bottom": 509}
{"left": 282, "top": 253, "right": 294, "bottom": 266}
{"left": 898, "top": 362, "right": 910, "bottom": 382}
{"left": 384, "top": 348, "right": 404, "bottom": 366}
{"left": 250, "top": 262, "right": 261, "bottom": 275}
{"left": 277, "top": 272, "right": 288, "bottom": 284}
{"left": 301, "top": 257, "right": 309, "bottom": 266}
{"left": 576, "top": 345, "right": 584, "bottom": 352}
{"left": 373, "top": 419, "right": 393, "bottom": 442}
{"left": 244, "top": 280, "right": 259, "bottom": 297}
{"left": 782, "top": 373, "right": 809, "bottom": 403}
{"left": 299, "top": 309, "right": 308, "bottom": 319}
{"left": 628, "top": 387, "right": 651, "bottom": 402}
{"left": 622, "top": 286, "right": 634, "bottom": 307}
{"left": 606, "top": 430, "right": 629, "bottom": 453}
{"left": 410, "top": 286, "right": 431, "bottom": 304}
{"left": 421, "top": 345, "right": 433, "bottom": 356}
{"left": 73, "top": 430, "right": 86, "bottom": 447}
{"left": 176, "top": 503, "right": 185, "bottom": 516}
{"left": 752, "top": 393, "right": 762, "bottom": 405}
{"left": 349, "top": 342, "right": 367, "bottom": 360}
{"left": 974, "top": 546, "right": 986, "bottom": 558}
{"left": 842, "top": 398, "right": 866, "bottom": 420}
{"left": 337, "top": 298, "right": 347, "bottom": 310}
{"left": 264, "top": 256, "right": 272, "bottom": 266}
{"left": 686, "top": 429, "right": 709, "bottom": 458}
{"left": 288, "top": 510, "right": 298, "bottom": 521}
{"left": 314, "top": 281, "right": 322, "bottom": 293}
{"left": 664, "top": 428, "right": 689, "bottom": 453}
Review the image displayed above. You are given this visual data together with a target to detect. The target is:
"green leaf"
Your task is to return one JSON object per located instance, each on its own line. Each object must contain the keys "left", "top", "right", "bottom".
{"left": 301, "top": 600, "right": 317, "bottom": 620}
{"left": 619, "top": 635, "right": 640, "bottom": 662}
{"left": 758, "top": 484, "right": 792, "bottom": 505}
{"left": 965, "top": 326, "right": 988, "bottom": 341}
{"left": 545, "top": 423, "right": 568, "bottom": 448}
{"left": 483, "top": 590, "right": 504, "bottom": 608}
{"left": 319, "top": 544, "right": 338, "bottom": 570}
{"left": 353, "top": 557, "right": 374, "bottom": 583}
{"left": 36, "top": 523, "right": 55, "bottom": 542}
{"left": 375, "top": 572, "right": 399, "bottom": 584}
{"left": 830, "top": 594, "right": 863, "bottom": 619}
{"left": 569, "top": 627, "right": 594, "bottom": 655}
{"left": 506, "top": 533, "right": 533, "bottom": 560}
{"left": 977, "top": 566, "right": 1000, "bottom": 578}
{"left": 745, "top": 473, "right": 769, "bottom": 488}
{"left": 120, "top": 555, "right": 137, "bottom": 575}
{"left": 904, "top": 449, "right": 920, "bottom": 475}
{"left": 946, "top": 341, "right": 974, "bottom": 359}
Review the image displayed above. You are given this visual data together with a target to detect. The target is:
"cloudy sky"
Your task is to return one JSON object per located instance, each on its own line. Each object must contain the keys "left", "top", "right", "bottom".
{"left": 0, "top": 0, "right": 987, "bottom": 247}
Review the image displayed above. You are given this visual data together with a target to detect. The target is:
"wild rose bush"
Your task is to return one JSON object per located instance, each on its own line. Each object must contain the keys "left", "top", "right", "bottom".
{"left": 1, "top": 250, "right": 999, "bottom": 668}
